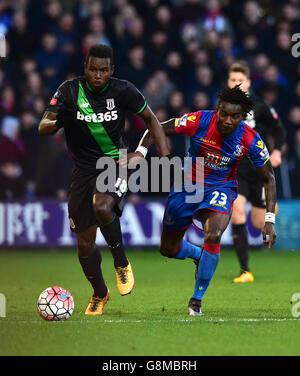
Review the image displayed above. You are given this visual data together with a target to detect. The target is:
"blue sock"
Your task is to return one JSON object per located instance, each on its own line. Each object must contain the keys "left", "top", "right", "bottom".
{"left": 174, "top": 239, "right": 202, "bottom": 260}
{"left": 192, "top": 250, "right": 220, "bottom": 300}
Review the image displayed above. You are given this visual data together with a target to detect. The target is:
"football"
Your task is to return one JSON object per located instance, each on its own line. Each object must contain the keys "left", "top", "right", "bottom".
{"left": 37, "top": 286, "right": 74, "bottom": 321}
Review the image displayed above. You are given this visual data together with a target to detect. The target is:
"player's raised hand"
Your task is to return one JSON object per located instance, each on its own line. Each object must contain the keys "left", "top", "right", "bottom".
{"left": 117, "top": 151, "right": 145, "bottom": 168}
{"left": 262, "top": 222, "right": 277, "bottom": 248}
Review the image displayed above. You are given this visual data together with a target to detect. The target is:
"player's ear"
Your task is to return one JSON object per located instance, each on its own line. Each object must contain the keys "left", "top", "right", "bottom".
{"left": 110, "top": 64, "right": 115, "bottom": 75}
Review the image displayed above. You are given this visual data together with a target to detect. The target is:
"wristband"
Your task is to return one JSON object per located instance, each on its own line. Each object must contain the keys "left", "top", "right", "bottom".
{"left": 265, "top": 212, "right": 275, "bottom": 224}
{"left": 135, "top": 146, "right": 148, "bottom": 158}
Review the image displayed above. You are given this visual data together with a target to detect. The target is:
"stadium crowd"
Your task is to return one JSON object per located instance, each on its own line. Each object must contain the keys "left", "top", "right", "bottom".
{"left": 0, "top": 0, "right": 299, "bottom": 200}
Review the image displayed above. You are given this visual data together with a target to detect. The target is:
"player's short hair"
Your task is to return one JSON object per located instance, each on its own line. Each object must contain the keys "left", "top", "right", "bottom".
{"left": 228, "top": 62, "right": 250, "bottom": 79}
{"left": 217, "top": 85, "right": 255, "bottom": 117}
{"left": 85, "top": 44, "right": 114, "bottom": 66}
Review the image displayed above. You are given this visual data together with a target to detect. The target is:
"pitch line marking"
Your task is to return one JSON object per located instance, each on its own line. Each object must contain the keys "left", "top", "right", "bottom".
{"left": 1, "top": 317, "right": 298, "bottom": 324}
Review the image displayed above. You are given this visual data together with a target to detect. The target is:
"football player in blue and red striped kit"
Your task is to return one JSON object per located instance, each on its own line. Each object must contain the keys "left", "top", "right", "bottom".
{"left": 125, "top": 85, "right": 277, "bottom": 316}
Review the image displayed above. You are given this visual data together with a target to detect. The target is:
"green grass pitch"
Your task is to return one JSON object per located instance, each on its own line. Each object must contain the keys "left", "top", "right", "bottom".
{"left": 0, "top": 248, "right": 300, "bottom": 356}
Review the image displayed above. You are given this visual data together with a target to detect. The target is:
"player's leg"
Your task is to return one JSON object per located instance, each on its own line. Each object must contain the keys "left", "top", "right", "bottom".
{"left": 231, "top": 193, "right": 252, "bottom": 281}
{"left": 189, "top": 210, "right": 230, "bottom": 315}
{"left": 93, "top": 192, "right": 128, "bottom": 267}
{"left": 160, "top": 227, "right": 202, "bottom": 261}
{"left": 76, "top": 225, "right": 110, "bottom": 315}
{"left": 67, "top": 168, "right": 110, "bottom": 314}
{"left": 93, "top": 192, "right": 134, "bottom": 295}
{"left": 233, "top": 181, "right": 267, "bottom": 282}
{"left": 160, "top": 187, "right": 202, "bottom": 261}
{"left": 251, "top": 206, "right": 265, "bottom": 231}
{"left": 251, "top": 201, "right": 278, "bottom": 231}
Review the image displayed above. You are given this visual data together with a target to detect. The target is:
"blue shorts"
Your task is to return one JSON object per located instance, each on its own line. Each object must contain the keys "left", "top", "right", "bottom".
{"left": 163, "top": 184, "right": 237, "bottom": 231}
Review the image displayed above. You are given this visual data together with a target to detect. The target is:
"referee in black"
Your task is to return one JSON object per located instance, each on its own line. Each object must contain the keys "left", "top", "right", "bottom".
{"left": 38, "top": 44, "right": 169, "bottom": 314}
{"left": 227, "top": 62, "right": 285, "bottom": 283}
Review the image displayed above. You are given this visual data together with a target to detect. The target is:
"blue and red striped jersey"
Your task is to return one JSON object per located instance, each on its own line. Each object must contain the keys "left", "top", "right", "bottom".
{"left": 174, "top": 110, "right": 270, "bottom": 188}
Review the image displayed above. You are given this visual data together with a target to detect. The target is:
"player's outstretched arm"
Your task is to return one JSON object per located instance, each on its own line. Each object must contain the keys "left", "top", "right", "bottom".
{"left": 255, "top": 160, "right": 277, "bottom": 248}
{"left": 38, "top": 111, "right": 60, "bottom": 136}
{"left": 138, "top": 106, "right": 172, "bottom": 156}
{"left": 118, "top": 117, "right": 176, "bottom": 167}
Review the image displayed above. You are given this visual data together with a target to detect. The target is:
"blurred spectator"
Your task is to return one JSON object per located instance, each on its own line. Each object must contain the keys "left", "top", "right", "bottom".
{"left": 35, "top": 131, "right": 67, "bottom": 198}
{"left": 110, "top": 2, "right": 137, "bottom": 42}
{"left": 55, "top": 12, "right": 82, "bottom": 73}
{"left": 32, "top": 96, "right": 47, "bottom": 119}
{"left": 21, "top": 71, "right": 49, "bottom": 110}
{"left": 142, "top": 71, "right": 175, "bottom": 111}
{"left": 0, "top": 116, "right": 24, "bottom": 157}
{"left": 117, "top": 45, "right": 151, "bottom": 90}
{"left": 88, "top": 15, "right": 111, "bottom": 47}
{"left": 166, "top": 90, "right": 186, "bottom": 118}
{"left": 142, "top": 77, "right": 165, "bottom": 111}
{"left": 153, "top": 70, "right": 175, "bottom": 102}
{"left": 281, "top": 2, "right": 300, "bottom": 34}
{"left": 6, "top": 11, "right": 33, "bottom": 59}
{"left": 19, "top": 110, "right": 40, "bottom": 190}
{"left": 262, "top": 64, "right": 290, "bottom": 93}
{"left": 152, "top": 5, "right": 178, "bottom": 48}
{"left": 259, "top": 83, "right": 280, "bottom": 108}
{"left": 251, "top": 52, "right": 271, "bottom": 89}
{"left": 165, "top": 50, "right": 186, "bottom": 90}
{"left": 55, "top": 13, "right": 78, "bottom": 56}
{"left": 241, "top": 33, "right": 261, "bottom": 65}
{"left": 42, "top": 0, "right": 62, "bottom": 34}
{"left": 124, "top": 14, "right": 146, "bottom": 47}
{"left": 166, "top": 89, "right": 189, "bottom": 159}
{"left": 185, "top": 65, "right": 217, "bottom": 106}
{"left": 81, "top": 33, "right": 98, "bottom": 60}
{"left": 198, "top": 0, "right": 234, "bottom": 36}
{"left": 173, "top": 0, "right": 204, "bottom": 29}
{"left": 154, "top": 108, "right": 169, "bottom": 123}
{"left": 35, "top": 33, "right": 65, "bottom": 92}
{"left": 42, "top": 142, "right": 73, "bottom": 200}
{"left": 216, "top": 32, "right": 241, "bottom": 61}
{"left": 274, "top": 30, "right": 298, "bottom": 81}
{"left": 19, "top": 56, "right": 38, "bottom": 78}
{"left": 0, "top": 116, "right": 25, "bottom": 200}
{"left": 0, "top": 86, "right": 17, "bottom": 118}
{"left": 203, "top": 29, "right": 219, "bottom": 55}
{"left": 192, "top": 91, "right": 211, "bottom": 111}
{"left": 237, "top": 0, "right": 274, "bottom": 48}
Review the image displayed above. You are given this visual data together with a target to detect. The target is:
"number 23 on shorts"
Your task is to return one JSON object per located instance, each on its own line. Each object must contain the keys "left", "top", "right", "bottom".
{"left": 209, "top": 190, "right": 228, "bottom": 208}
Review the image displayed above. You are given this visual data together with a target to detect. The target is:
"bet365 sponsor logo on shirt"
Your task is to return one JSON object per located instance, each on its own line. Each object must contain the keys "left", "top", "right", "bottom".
{"left": 76, "top": 110, "right": 118, "bottom": 123}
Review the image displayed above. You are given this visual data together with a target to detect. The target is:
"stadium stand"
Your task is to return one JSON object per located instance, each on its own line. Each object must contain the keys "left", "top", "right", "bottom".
{"left": 0, "top": 0, "right": 299, "bottom": 201}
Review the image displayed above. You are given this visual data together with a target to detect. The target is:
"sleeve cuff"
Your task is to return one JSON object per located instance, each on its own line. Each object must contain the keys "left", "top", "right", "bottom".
{"left": 136, "top": 101, "right": 147, "bottom": 114}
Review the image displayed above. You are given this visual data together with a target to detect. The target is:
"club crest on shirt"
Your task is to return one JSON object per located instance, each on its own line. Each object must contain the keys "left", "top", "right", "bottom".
{"left": 233, "top": 144, "right": 244, "bottom": 158}
{"left": 106, "top": 98, "right": 115, "bottom": 110}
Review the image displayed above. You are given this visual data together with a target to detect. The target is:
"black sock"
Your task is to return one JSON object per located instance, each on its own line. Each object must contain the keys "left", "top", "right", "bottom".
{"left": 99, "top": 214, "right": 128, "bottom": 268}
{"left": 78, "top": 248, "right": 108, "bottom": 298}
{"left": 232, "top": 223, "right": 249, "bottom": 272}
